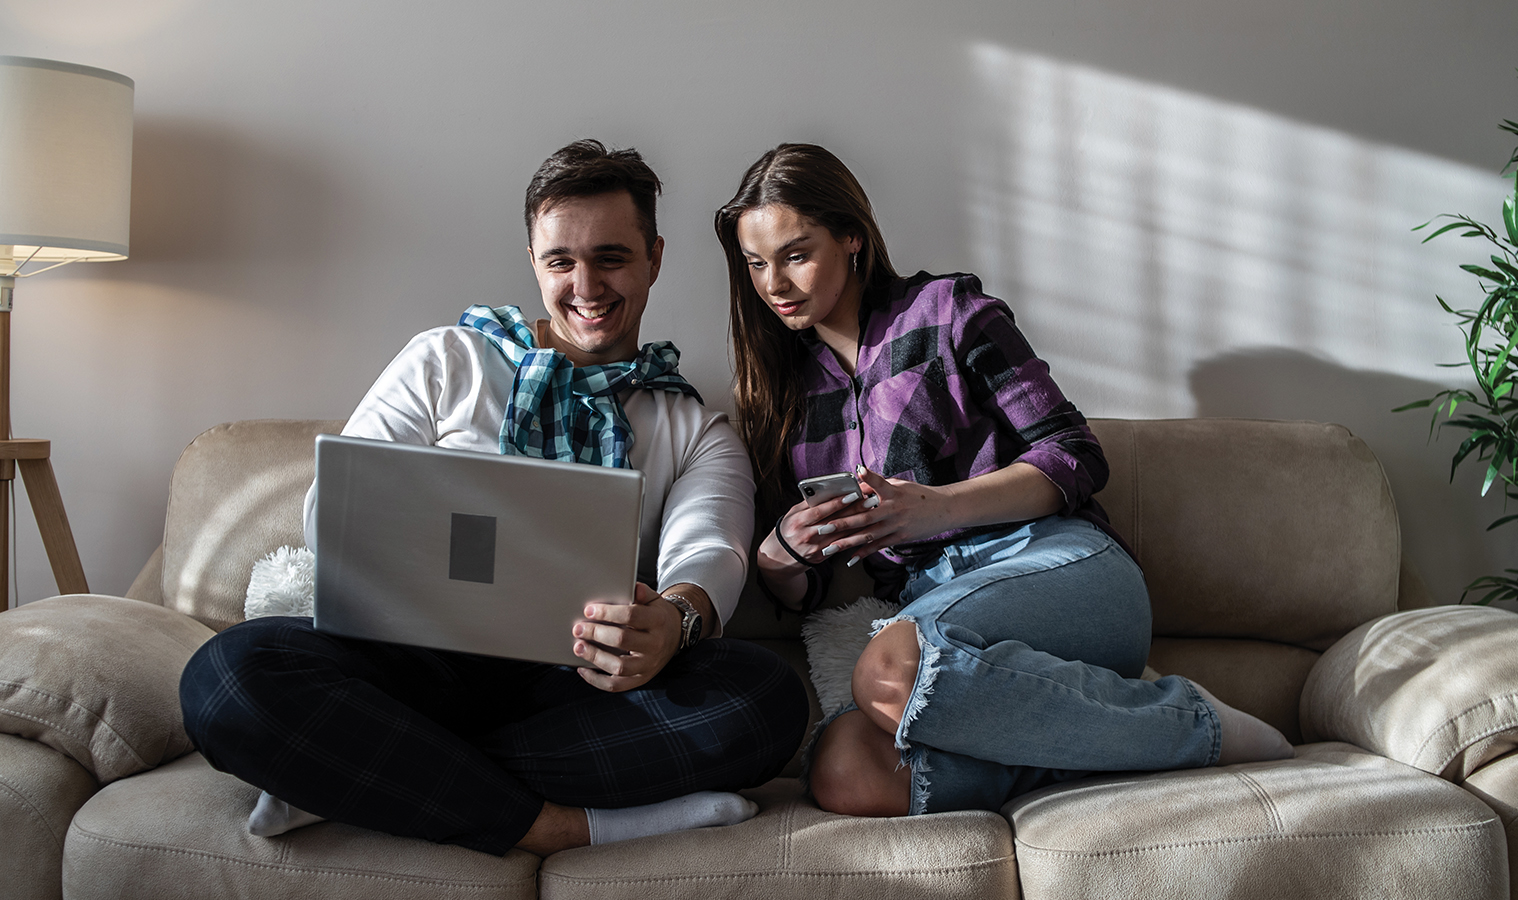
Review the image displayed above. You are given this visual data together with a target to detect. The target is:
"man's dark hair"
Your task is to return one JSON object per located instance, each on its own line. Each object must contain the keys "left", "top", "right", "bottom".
{"left": 525, "top": 139, "right": 662, "bottom": 252}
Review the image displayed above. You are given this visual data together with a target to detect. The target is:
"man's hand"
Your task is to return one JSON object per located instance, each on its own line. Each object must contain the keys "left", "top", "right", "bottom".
{"left": 573, "top": 583, "right": 684, "bottom": 692}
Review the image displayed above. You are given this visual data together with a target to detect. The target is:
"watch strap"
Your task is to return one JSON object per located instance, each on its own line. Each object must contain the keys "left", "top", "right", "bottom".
{"left": 663, "top": 592, "right": 703, "bottom": 651}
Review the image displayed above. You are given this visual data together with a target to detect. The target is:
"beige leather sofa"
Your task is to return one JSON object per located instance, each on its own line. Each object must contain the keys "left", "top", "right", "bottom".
{"left": 2, "top": 417, "right": 1516, "bottom": 900}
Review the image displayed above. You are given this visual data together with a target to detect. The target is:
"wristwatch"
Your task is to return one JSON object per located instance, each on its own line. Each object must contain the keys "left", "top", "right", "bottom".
{"left": 663, "top": 593, "right": 703, "bottom": 651}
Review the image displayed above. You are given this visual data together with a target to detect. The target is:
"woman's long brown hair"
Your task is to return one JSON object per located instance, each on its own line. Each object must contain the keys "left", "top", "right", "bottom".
{"left": 714, "top": 144, "right": 898, "bottom": 512}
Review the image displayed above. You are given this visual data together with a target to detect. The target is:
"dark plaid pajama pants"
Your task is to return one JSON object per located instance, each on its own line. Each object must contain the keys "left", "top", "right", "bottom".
{"left": 179, "top": 616, "right": 808, "bottom": 855}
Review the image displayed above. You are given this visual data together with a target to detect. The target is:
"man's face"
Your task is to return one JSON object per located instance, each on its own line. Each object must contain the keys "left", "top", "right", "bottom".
{"left": 529, "top": 191, "right": 662, "bottom": 367}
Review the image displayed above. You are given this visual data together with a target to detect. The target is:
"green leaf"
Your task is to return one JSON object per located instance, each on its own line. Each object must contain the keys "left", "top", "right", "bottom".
{"left": 1452, "top": 434, "right": 1488, "bottom": 476}
{"left": 1486, "top": 334, "right": 1518, "bottom": 393}
{"left": 1505, "top": 190, "right": 1518, "bottom": 245}
{"left": 1488, "top": 512, "right": 1518, "bottom": 530}
{"left": 1493, "top": 256, "right": 1518, "bottom": 283}
{"left": 1463, "top": 263, "right": 1510, "bottom": 283}
{"left": 1392, "top": 398, "right": 1435, "bottom": 411}
{"left": 1420, "top": 220, "right": 1472, "bottom": 242}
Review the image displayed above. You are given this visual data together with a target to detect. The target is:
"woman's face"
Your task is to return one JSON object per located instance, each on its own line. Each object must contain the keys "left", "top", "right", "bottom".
{"left": 735, "top": 204, "right": 862, "bottom": 333}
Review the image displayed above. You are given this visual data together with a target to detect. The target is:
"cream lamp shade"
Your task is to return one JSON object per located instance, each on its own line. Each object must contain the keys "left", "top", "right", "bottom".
{"left": 0, "top": 56, "right": 134, "bottom": 265}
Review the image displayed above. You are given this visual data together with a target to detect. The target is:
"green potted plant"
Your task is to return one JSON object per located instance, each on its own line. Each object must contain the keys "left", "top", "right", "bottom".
{"left": 1398, "top": 118, "right": 1518, "bottom": 604}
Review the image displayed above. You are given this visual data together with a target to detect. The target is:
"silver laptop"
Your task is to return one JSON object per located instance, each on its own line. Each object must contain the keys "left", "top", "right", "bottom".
{"left": 312, "top": 434, "right": 645, "bottom": 667}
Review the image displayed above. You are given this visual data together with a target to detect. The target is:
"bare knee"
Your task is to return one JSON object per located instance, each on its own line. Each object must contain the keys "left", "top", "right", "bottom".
{"left": 809, "top": 710, "right": 910, "bottom": 817}
{"left": 851, "top": 621, "right": 921, "bottom": 733}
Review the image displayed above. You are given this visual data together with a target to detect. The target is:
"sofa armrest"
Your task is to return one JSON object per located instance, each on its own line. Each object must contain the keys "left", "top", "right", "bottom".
{"left": 125, "top": 544, "right": 164, "bottom": 605}
{"left": 0, "top": 595, "right": 214, "bottom": 784}
{"left": 1300, "top": 606, "right": 1518, "bottom": 781}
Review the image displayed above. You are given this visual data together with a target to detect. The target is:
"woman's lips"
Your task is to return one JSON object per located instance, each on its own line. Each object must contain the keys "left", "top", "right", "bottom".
{"left": 773, "top": 300, "right": 803, "bottom": 316}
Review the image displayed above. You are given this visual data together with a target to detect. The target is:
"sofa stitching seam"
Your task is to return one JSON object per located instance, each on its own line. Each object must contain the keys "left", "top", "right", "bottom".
{"left": 0, "top": 772, "right": 67, "bottom": 847}
{"left": 1014, "top": 821, "right": 1496, "bottom": 858}
{"left": 780, "top": 801, "right": 793, "bottom": 870}
{"left": 540, "top": 855, "right": 1017, "bottom": 884}
{"left": 64, "top": 828, "right": 538, "bottom": 888}
{"left": 1231, "top": 770, "right": 1283, "bottom": 832}
{"left": 0, "top": 680, "right": 151, "bottom": 768}
{"left": 1412, "top": 692, "right": 1518, "bottom": 772}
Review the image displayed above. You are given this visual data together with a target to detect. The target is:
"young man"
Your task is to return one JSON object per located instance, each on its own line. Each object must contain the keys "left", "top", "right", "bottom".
{"left": 179, "top": 140, "right": 809, "bottom": 857}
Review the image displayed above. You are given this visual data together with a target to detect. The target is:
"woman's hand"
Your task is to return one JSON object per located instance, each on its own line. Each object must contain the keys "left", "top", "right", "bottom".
{"left": 815, "top": 467, "right": 957, "bottom": 565}
{"left": 825, "top": 462, "right": 1067, "bottom": 564}
{"left": 756, "top": 489, "right": 867, "bottom": 608}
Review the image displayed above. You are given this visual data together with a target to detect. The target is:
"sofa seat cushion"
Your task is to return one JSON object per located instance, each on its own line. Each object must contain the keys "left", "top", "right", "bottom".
{"left": 0, "top": 733, "right": 98, "bottom": 900}
{"left": 62, "top": 753, "right": 540, "bottom": 900}
{"left": 0, "top": 594, "right": 214, "bottom": 783}
{"left": 539, "top": 777, "right": 1018, "bottom": 900}
{"left": 1006, "top": 742, "right": 1506, "bottom": 900}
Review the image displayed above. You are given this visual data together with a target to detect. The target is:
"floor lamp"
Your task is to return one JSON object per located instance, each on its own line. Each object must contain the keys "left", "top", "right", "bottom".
{"left": 0, "top": 56, "right": 135, "bottom": 608}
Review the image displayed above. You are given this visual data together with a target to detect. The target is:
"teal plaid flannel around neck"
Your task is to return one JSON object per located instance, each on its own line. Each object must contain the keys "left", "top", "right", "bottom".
{"left": 458, "top": 304, "right": 702, "bottom": 468}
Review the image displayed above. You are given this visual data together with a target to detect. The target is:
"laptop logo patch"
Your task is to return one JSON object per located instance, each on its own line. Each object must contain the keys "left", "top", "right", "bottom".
{"left": 449, "top": 513, "right": 497, "bottom": 584}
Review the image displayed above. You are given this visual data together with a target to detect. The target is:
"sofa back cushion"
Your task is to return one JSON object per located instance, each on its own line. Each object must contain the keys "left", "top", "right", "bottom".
{"left": 157, "top": 417, "right": 1401, "bottom": 659}
{"left": 1089, "top": 418, "right": 1399, "bottom": 652}
{"left": 160, "top": 419, "right": 344, "bottom": 631}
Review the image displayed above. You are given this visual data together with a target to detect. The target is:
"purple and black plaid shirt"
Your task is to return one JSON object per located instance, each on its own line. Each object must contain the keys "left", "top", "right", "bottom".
{"left": 793, "top": 272, "right": 1115, "bottom": 556}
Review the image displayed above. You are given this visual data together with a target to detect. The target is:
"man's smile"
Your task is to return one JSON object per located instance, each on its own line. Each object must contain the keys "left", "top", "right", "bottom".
{"left": 571, "top": 300, "right": 621, "bottom": 321}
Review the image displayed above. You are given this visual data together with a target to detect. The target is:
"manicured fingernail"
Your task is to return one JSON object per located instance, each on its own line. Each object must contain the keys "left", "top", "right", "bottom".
{"left": 816, "top": 523, "right": 836, "bottom": 536}
{"left": 841, "top": 492, "right": 860, "bottom": 505}
{"left": 846, "top": 556, "right": 861, "bottom": 567}
{"left": 855, "top": 464, "right": 866, "bottom": 476}
{"left": 821, "top": 544, "right": 839, "bottom": 557}
{"left": 863, "top": 495, "right": 880, "bottom": 509}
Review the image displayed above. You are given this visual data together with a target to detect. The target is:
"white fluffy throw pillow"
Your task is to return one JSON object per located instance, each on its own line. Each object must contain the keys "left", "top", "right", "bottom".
{"left": 244, "top": 545, "right": 316, "bottom": 620}
{"left": 801, "top": 596, "right": 902, "bottom": 714}
{"left": 242, "top": 545, "right": 328, "bottom": 837}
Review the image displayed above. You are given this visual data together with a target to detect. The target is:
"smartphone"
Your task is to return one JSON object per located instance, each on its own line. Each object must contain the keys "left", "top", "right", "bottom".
{"left": 799, "top": 472, "right": 860, "bottom": 507}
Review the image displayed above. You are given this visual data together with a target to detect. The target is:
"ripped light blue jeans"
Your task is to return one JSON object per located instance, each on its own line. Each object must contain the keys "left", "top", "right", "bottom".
{"left": 846, "top": 515, "right": 1221, "bottom": 815}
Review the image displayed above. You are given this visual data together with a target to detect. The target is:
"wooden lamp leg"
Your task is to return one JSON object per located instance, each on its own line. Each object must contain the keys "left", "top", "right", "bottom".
{"left": 0, "top": 295, "right": 89, "bottom": 608}
{"left": 17, "top": 457, "right": 87, "bottom": 595}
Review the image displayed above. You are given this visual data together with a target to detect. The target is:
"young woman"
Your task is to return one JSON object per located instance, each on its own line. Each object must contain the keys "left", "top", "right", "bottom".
{"left": 715, "top": 143, "right": 1292, "bottom": 817}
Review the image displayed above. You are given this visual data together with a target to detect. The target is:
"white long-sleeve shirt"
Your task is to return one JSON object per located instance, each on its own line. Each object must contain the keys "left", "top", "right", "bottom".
{"left": 304, "top": 326, "right": 755, "bottom": 630}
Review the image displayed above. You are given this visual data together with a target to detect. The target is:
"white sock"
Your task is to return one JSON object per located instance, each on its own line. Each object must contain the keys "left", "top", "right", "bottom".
{"left": 247, "top": 790, "right": 327, "bottom": 837}
{"left": 1188, "top": 680, "right": 1295, "bottom": 765}
{"left": 585, "top": 791, "right": 758, "bottom": 845}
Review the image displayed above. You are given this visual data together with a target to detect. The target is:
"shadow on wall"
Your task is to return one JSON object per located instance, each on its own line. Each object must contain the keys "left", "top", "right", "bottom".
{"left": 122, "top": 117, "right": 334, "bottom": 304}
{"left": 1189, "top": 347, "right": 1518, "bottom": 607}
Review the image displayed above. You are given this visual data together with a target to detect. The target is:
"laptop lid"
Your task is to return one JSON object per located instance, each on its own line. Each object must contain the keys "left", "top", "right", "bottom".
{"left": 312, "top": 434, "right": 645, "bottom": 667}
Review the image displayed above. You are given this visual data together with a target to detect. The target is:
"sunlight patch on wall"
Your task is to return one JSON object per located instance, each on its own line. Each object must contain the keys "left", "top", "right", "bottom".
{"left": 967, "top": 43, "right": 1508, "bottom": 417}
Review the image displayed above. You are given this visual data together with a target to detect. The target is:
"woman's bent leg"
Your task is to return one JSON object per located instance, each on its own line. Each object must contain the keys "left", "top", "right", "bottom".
{"left": 808, "top": 709, "right": 911, "bottom": 817}
{"left": 871, "top": 519, "right": 1220, "bottom": 775}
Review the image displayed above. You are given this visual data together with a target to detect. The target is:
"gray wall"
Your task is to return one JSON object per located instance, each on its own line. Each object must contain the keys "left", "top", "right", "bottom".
{"left": 0, "top": 0, "right": 1515, "bottom": 606}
